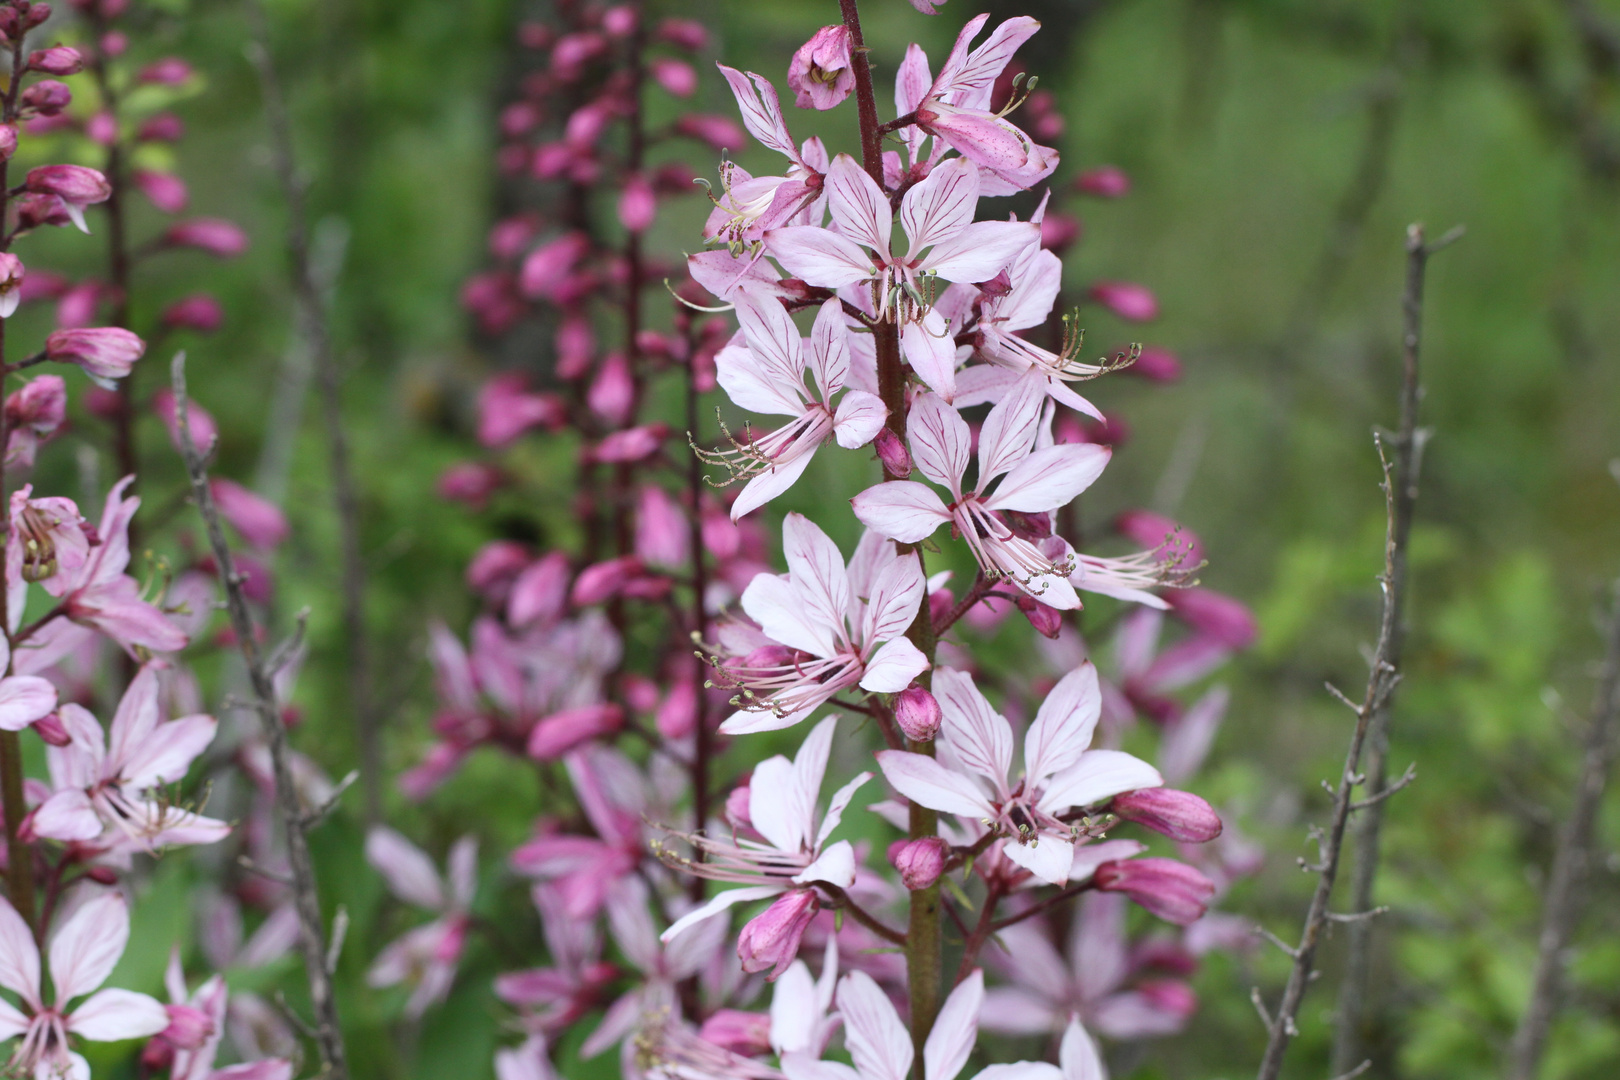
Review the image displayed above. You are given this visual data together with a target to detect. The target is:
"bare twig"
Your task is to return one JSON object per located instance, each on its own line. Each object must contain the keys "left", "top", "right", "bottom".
{"left": 1505, "top": 579, "right": 1620, "bottom": 1079}
{"left": 1330, "top": 223, "right": 1455, "bottom": 1074}
{"left": 245, "top": 5, "right": 380, "bottom": 826}
{"left": 173, "top": 355, "right": 349, "bottom": 1079}
{"left": 1257, "top": 224, "right": 1455, "bottom": 1080}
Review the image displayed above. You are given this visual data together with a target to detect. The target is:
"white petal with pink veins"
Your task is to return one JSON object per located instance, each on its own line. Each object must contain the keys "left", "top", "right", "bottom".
{"left": 783, "top": 515, "right": 852, "bottom": 646}
{"left": 906, "top": 393, "right": 971, "bottom": 491}
{"left": 67, "top": 988, "right": 168, "bottom": 1041}
{"left": 767, "top": 226, "right": 876, "bottom": 288}
{"left": 851, "top": 482, "right": 950, "bottom": 544}
{"left": 741, "top": 572, "right": 838, "bottom": 659}
{"left": 901, "top": 313, "right": 959, "bottom": 402}
{"left": 1024, "top": 663, "right": 1102, "bottom": 784}
{"left": 923, "top": 220, "right": 1039, "bottom": 283}
{"left": 1001, "top": 832, "right": 1074, "bottom": 886}
{"left": 859, "top": 637, "right": 929, "bottom": 693}
{"left": 50, "top": 891, "right": 129, "bottom": 1001}
{"left": 0, "top": 895, "right": 39, "bottom": 1009}
{"left": 794, "top": 839, "right": 856, "bottom": 888}
{"left": 876, "top": 750, "right": 994, "bottom": 819}
{"left": 732, "top": 451, "right": 819, "bottom": 521}
{"left": 824, "top": 155, "right": 892, "bottom": 254}
{"left": 933, "top": 667, "right": 1013, "bottom": 791}
{"left": 0, "top": 676, "right": 55, "bottom": 731}
{"left": 833, "top": 391, "right": 887, "bottom": 449}
{"left": 901, "top": 157, "right": 979, "bottom": 257}
{"left": 987, "top": 444, "right": 1111, "bottom": 513}
{"left": 1040, "top": 751, "right": 1163, "bottom": 815}
{"left": 924, "top": 970, "right": 984, "bottom": 1080}
{"left": 838, "top": 971, "right": 913, "bottom": 1080}
{"left": 716, "top": 343, "right": 807, "bottom": 417}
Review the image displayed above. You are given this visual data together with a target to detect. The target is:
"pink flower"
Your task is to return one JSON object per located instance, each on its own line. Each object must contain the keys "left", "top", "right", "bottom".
{"left": 1092, "top": 856, "right": 1216, "bottom": 925}
{"left": 519, "top": 232, "right": 590, "bottom": 300}
{"left": 161, "top": 294, "right": 224, "bottom": 333}
{"left": 706, "top": 66, "right": 829, "bottom": 244}
{"left": 1163, "top": 587, "right": 1257, "bottom": 649}
{"left": 140, "top": 58, "right": 194, "bottom": 85}
{"left": 0, "top": 253, "right": 23, "bottom": 318}
{"left": 0, "top": 891, "right": 168, "bottom": 1078}
{"left": 766, "top": 155, "right": 1036, "bottom": 400}
{"left": 367, "top": 828, "right": 478, "bottom": 1018}
{"left": 635, "top": 486, "right": 689, "bottom": 570}
{"left": 526, "top": 702, "right": 623, "bottom": 759}
{"left": 908, "top": 16, "right": 1059, "bottom": 192}
{"left": 27, "top": 661, "right": 226, "bottom": 848}
{"left": 708, "top": 290, "right": 886, "bottom": 518}
{"left": 853, "top": 377, "right": 1109, "bottom": 608}
{"left": 617, "top": 173, "right": 657, "bottom": 233}
{"left": 878, "top": 663, "right": 1162, "bottom": 884}
{"left": 4, "top": 376, "right": 65, "bottom": 467}
{"left": 0, "top": 633, "right": 56, "bottom": 733}
{"left": 46, "top": 327, "right": 145, "bottom": 380}
{"left": 1089, "top": 281, "right": 1158, "bottom": 322}
{"left": 159, "top": 949, "right": 292, "bottom": 1080}
{"left": 661, "top": 717, "right": 868, "bottom": 943}
{"left": 437, "top": 462, "right": 504, "bottom": 508}
{"left": 510, "top": 747, "right": 650, "bottom": 919}
{"left": 711, "top": 515, "right": 927, "bottom": 734}
{"left": 506, "top": 551, "right": 570, "bottom": 628}
{"left": 25, "top": 165, "right": 110, "bottom": 232}
{"left": 651, "top": 57, "right": 697, "bottom": 98}
{"left": 893, "top": 685, "right": 941, "bottom": 742}
{"left": 787, "top": 27, "right": 855, "bottom": 110}
{"left": 164, "top": 219, "right": 248, "bottom": 258}
{"left": 54, "top": 478, "right": 189, "bottom": 654}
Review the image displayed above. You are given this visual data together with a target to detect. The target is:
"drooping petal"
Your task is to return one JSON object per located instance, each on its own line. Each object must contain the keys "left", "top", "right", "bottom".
{"left": 824, "top": 154, "right": 891, "bottom": 254}
{"left": 858, "top": 637, "right": 930, "bottom": 693}
{"left": 659, "top": 884, "right": 783, "bottom": 943}
{"left": 365, "top": 827, "right": 447, "bottom": 911}
{"left": 851, "top": 482, "right": 950, "bottom": 544}
{"left": 985, "top": 444, "right": 1111, "bottom": 513}
{"left": 766, "top": 226, "right": 876, "bottom": 288}
{"left": 924, "top": 969, "right": 983, "bottom": 1080}
{"left": 718, "top": 66, "right": 806, "bottom": 164}
{"left": 906, "top": 393, "right": 971, "bottom": 492}
{"left": 933, "top": 667, "right": 1012, "bottom": 792}
{"left": 1039, "top": 750, "right": 1163, "bottom": 815}
{"left": 732, "top": 451, "right": 819, "bottom": 520}
{"left": 875, "top": 750, "right": 994, "bottom": 819}
{"left": 837, "top": 971, "right": 913, "bottom": 1080}
{"left": 931, "top": 16, "right": 1040, "bottom": 103}
{"left": 901, "top": 313, "right": 960, "bottom": 402}
{"left": 1024, "top": 663, "right": 1102, "bottom": 784}
{"left": 67, "top": 987, "right": 168, "bottom": 1040}
{"left": 50, "top": 891, "right": 129, "bottom": 1001}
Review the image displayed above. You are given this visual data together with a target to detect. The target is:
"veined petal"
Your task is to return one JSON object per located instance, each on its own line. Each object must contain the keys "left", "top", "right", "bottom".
{"left": 119, "top": 714, "right": 216, "bottom": 791}
{"left": 1001, "top": 833, "right": 1074, "bottom": 886}
{"left": 924, "top": 220, "right": 1039, "bottom": 284}
{"left": 808, "top": 297, "right": 852, "bottom": 397}
{"left": 1024, "top": 663, "right": 1102, "bottom": 784}
{"left": 933, "top": 16, "right": 1040, "bottom": 102}
{"left": 1059, "top": 1018, "right": 1107, "bottom": 1080}
{"left": 785, "top": 1056, "right": 862, "bottom": 1080}
{"left": 660, "top": 884, "right": 783, "bottom": 943}
{"left": 825, "top": 154, "right": 891, "bottom": 254}
{"left": 0, "top": 997, "right": 26, "bottom": 1039}
{"left": 876, "top": 750, "right": 994, "bottom": 819}
{"left": 816, "top": 771, "right": 872, "bottom": 848}
{"left": 906, "top": 393, "right": 971, "bottom": 492}
{"left": 0, "top": 895, "right": 39, "bottom": 1008}
{"left": 766, "top": 226, "right": 876, "bottom": 288}
{"left": 107, "top": 663, "right": 163, "bottom": 776}
{"left": 976, "top": 368, "right": 1046, "bottom": 486}
{"left": 1039, "top": 750, "right": 1163, "bottom": 814}
{"left": 973, "top": 1065, "right": 1065, "bottom": 1080}
{"left": 793, "top": 839, "right": 855, "bottom": 888}
{"left": 67, "top": 988, "right": 167, "bottom": 1041}
{"left": 783, "top": 514, "right": 852, "bottom": 647}
{"left": 930, "top": 14, "right": 993, "bottom": 100}
{"left": 752, "top": 753, "right": 809, "bottom": 854}
{"left": 718, "top": 66, "right": 805, "bottom": 164}
{"left": 832, "top": 391, "right": 888, "bottom": 449}
{"left": 924, "top": 970, "right": 983, "bottom": 1080}
{"left": 851, "top": 482, "right": 950, "bottom": 544}
{"left": 901, "top": 313, "right": 959, "bottom": 402}
{"left": 896, "top": 42, "right": 934, "bottom": 119}
{"left": 772, "top": 962, "right": 819, "bottom": 1055}
{"left": 732, "top": 450, "right": 819, "bottom": 521}
{"left": 791, "top": 716, "right": 839, "bottom": 841}
{"left": 985, "top": 444, "right": 1111, "bottom": 513}
{"left": 838, "top": 971, "right": 913, "bottom": 1080}
{"left": 733, "top": 286, "right": 805, "bottom": 388}
{"left": 902, "top": 157, "right": 979, "bottom": 258}
{"left": 721, "top": 696, "right": 827, "bottom": 735}
{"left": 50, "top": 891, "right": 129, "bottom": 1001}
{"left": 741, "top": 572, "right": 839, "bottom": 658}
{"left": 716, "top": 343, "right": 807, "bottom": 417}
{"left": 859, "top": 637, "right": 929, "bottom": 693}
{"left": 862, "top": 551, "right": 926, "bottom": 644}
{"left": 933, "top": 667, "right": 1012, "bottom": 792}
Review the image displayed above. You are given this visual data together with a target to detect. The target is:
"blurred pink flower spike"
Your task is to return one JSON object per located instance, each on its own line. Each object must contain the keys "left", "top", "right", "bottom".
{"left": 853, "top": 376, "right": 1109, "bottom": 609}
{"left": 0, "top": 891, "right": 168, "bottom": 1079}
{"left": 366, "top": 828, "right": 478, "bottom": 1018}
{"left": 709, "top": 290, "right": 886, "bottom": 519}
{"left": 660, "top": 717, "right": 868, "bottom": 949}
{"left": 478, "top": 374, "right": 563, "bottom": 448}
{"left": 159, "top": 947, "right": 293, "bottom": 1080}
{"left": 1164, "top": 587, "right": 1257, "bottom": 650}
{"left": 877, "top": 663, "right": 1163, "bottom": 885}
{"left": 24, "top": 165, "right": 111, "bottom": 233}
{"left": 1092, "top": 856, "right": 1216, "bottom": 925}
{"left": 712, "top": 515, "right": 926, "bottom": 734}
{"left": 45, "top": 327, "right": 145, "bottom": 383}
{"left": 164, "top": 219, "right": 249, "bottom": 258}
{"left": 788, "top": 26, "right": 855, "bottom": 110}
{"left": 1109, "top": 787, "right": 1223, "bottom": 842}
{"left": 27, "top": 661, "right": 227, "bottom": 849}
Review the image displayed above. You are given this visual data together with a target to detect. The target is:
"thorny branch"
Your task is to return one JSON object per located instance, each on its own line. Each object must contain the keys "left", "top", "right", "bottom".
{"left": 246, "top": 3, "right": 381, "bottom": 825}
{"left": 1256, "top": 223, "right": 1458, "bottom": 1080}
{"left": 1506, "top": 577, "right": 1620, "bottom": 1080}
{"left": 172, "top": 355, "right": 350, "bottom": 1080}
{"left": 1329, "top": 222, "right": 1458, "bottom": 1072}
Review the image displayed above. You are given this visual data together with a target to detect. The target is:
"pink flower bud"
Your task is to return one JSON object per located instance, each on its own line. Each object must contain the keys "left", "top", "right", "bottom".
{"left": 586, "top": 352, "right": 634, "bottom": 426}
{"left": 874, "top": 428, "right": 911, "bottom": 479}
{"left": 526, "top": 702, "right": 623, "bottom": 759}
{"left": 1129, "top": 346, "right": 1182, "bottom": 382}
{"left": 699, "top": 1011, "right": 771, "bottom": 1057}
{"left": 46, "top": 326, "right": 144, "bottom": 380}
{"left": 617, "top": 173, "right": 656, "bottom": 233}
{"left": 725, "top": 782, "right": 753, "bottom": 829}
{"left": 16, "top": 194, "right": 71, "bottom": 231}
{"left": 5, "top": 373, "right": 65, "bottom": 443}
{"left": 1110, "top": 788, "right": 1223, "bottom": 842}
{"left": 888, "top": 836, "right": 948, "bottom": 890}
{"left": 519, "top": 232, "right": 590, "bottom": 301}
{"left": 550, "top": 32, "right": 607, "bottom": 81}
{"left": 655, "top": 679, "right": 697, "bottom": 739}
{"left": 588, "top": 424, "right": 667, "bottom": 464}
{"left": 27, "top": 46, "right": 82, "bottom": 76}
{"left": 636, "top": 485, "right": 688, "bottom": 569}
{"left": 132, "top": 169, "right": 188, "bottom": 214}
{"left": 477, "top": 373, "right": 563, "bottom": 448}
{"left": 85, "top": 111, "right": 117, "bottom": 146}
{"left": 1080, "top": 413, "right": 1130, "bottom": 447}
{"left": 21, "top": 80, "right": 72, "bottom": 116}
{"left": 650, "top": 57, "right": 696, "bottom": 98}
{"left": 570, "top": 555, "right": 641, "bottom": 606}
{"left": 1115, "top": 509, "right": 1202, "bottom": 567}
{"left": 100, "top": 31, "right": 128, "bottom": 58}
{"left": 24, "top": 4, "right": 53, "bottom": 30}
{"left": 164, "top": 218, "right": 248, "bottom": 257}
{"left": 0, "top": 253, "right": 23, "bottom": 319}
{"left": 26, "top": 165, "right": 110, "bottom": 210}
{"left": 1092, "top": 857, "right": 1216, "bottom": 925}
{"left": 657, "top": 18, "right": 709, "bottom": 51}
{"left": 928, "top": 586, "right": 953, "bottom": 626}
{"left": 159, "top": 1003, "right": 214, "bottom": 1050}
{"left": 737, "top": 888, "right": 818, "bottom": 979}
{"left": 1090, "top": 281, "right": 1158, "bottom": 322}
{"left": 488, "top": 214, "right": 539, "bottom": 259}
{"left": 500, "top": 101, "right": 542, "bottom": 138}
{"left": 701, "top": 508, "right": 741, "bottom": 560}
{"left": 893, "top": 686, "right": 941, "bottom": 742}
{"left": 555, "top": 316, "right": 595, "bottom": 379}
{"left": 209, "top": 479, "right": 290, "bottom": 551}
{"left": 162, "top": 294, "right": 224, "bottom": 333}
{"left": 436, "top": 462, "right": 504, "bottom": 509}
{"left": 508, "top": 551, "right": 570, "bottom": 628}
{"left": 601, "top": 5, "right": 636, "bottom": 37}
{"left": 139, "top": 57, "right": 193, "bottom": 85}
{"left": 676, "top": 114, "right": 747, "bottom": 151}
{"left": 30, "top": 712, "right": 69, "bottom": 747}
{"left": 1040, "top": 212, "right": 1082, "bottom": 253}
{"left": 1016, "top": 594, "right": 1064, "bottom": 639}
{"left": 466, "top": 540, "right": 529, "bottom": 603}
{"left": 54, "top": 282, "right": 102, "bottom": 330}
{"left": 152, "top": 387, "right": 218, "bottom": 456}
{"left": 1075, "top": 166, "right": 1131, "bottom": 198}
{"left": 1163, "top": 587, "right": 1256, "bottom": 649}
{"left": 138, "top": 113, "right": 184, "bottom": 142}
{"left": 788, "top": 26, "right": 855, "bottom": 110}
{"left": 0, "top": 125, "right": 15, "bottom": 162}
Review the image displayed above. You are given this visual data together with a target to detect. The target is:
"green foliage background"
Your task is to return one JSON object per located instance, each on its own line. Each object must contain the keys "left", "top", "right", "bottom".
{"left": 32, "top": 0, "right": 1620, "bottom": 1076}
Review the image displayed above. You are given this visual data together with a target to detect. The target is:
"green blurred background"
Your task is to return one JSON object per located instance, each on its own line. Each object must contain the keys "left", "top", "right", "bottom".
{"left": 39, "top": 0, "right": 1620, "bottom": 1076}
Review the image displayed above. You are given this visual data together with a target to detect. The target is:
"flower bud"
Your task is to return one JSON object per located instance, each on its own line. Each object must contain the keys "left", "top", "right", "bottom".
{"left": 139, "top": 57, "right": 193, "bottom": 85}
{"left": 466, "top": 540, "right": 529, "bottom": 604}
{"left": 0, "top": 253, "right": 23, "bottom": 319}
{"left": 100, "top": 31, "right": 127, "bottom": 58}
{"left": 152, "top": 387, "right": 218, "bottom": 456}
{"left": 699, "top": 1011, "right": 771, "bottom": 1057}
{"left": 1163, "top": 587, "right": 1257, "bottom": 650}
{"left": 657, "top": 18, "right": 709, "bottom": 51}
{"left": 888, "top": 836, "right": 948, "bottom": 890}
{"left": 617, "top": 173, "right": 656, "bottom": 234}
{"left": 1089, "top": 281, "right": 1158, "bottom": 322}
{"left": 507, "top": 551, "right": 570, "bottom": 628}
{"left": 16, "top": 194, "right": 70, "bottom": 231}
{"left": 0, "top": 125, "right": 15, "bottom": 162}
{"left": 161, "top": 294, "right": 224, "bottom": 333}
{"left": 519, "top": 231, "right": 589, "bottom": 301}
{"left": 736, "top": 888, "right": 818, "bottom": 979}
{"left": 526, "top": 702, "right": 623, "bottom": 760}
{"left": 436, "top": 461, "right": 504, "bottom": 509}
{"left": 85, "top": 111, "right": 117, "bottom": 146}
{"left": 21, "top": 80, "right": 72, "bottom": 116}
{"left": 894, "top": 686, "right": 942, "bottom": 742}
{"left": 83, "top": 865, "right": 118, "bottom": 885}
{"left": 478, "top": 373, "right": 563, "bottom": 448}
{"left": 725, "top": 783, "right": 753, "bottom": 830}
{"left": 676, "top": 114, "right": 747, "bottom": 151}
{"left": 1110, "top": 788, "right": 1223, "bottom": 842}
{"left": 46, "top": 326, "right": 144, "bottom": 380}
{"left": 132, "top": 169, "right": 188, "bottom": 214}
{"left": 570, "top": 555, "right": 642, "bottom": 606}
{"left": 27, "top": 46, "right": 82, "bottom": 76}
{"left": 1016, "top": 594, "right": 1064, "bottom": 639}
{"left": 601, "top": 5, "right": 636, "bottom": 37}
{"left": 159, "top": 1004, "right": 214, "bottom": 1051}
{"left": 555, "top": 316, "right": 595, "bottom": 379}
{"left": 1075, "top": 166, "right": 1131, "bottom": 198}
{"left": 587, "top": 424, "right": 667, "bottom": 465}
{"left": 655, "top": 679, "right": 698, "bottom": 740}
{"left": 1129, "top": 346, "right": 1181, "bottom": 382}
{"left": 788, "top": 26, "right": 855, "bottom": 110}
{"left": 1092, "top": 857, "right": 1216, "bottom": 926}
{"left": 650, "top": 57, "right": 696, "bottom": 98}
{"left": 874, "top": 428, "right": 911, "bottom": 479}
{"left": 24, "top": 4, "right": 53, "bottom": 30}
{"left": 30, "top": 712, "right": 70, "bottom": 747}
{"left": 1040, "top": 212, "right": 1082, "bottom": 253}
{"left": 27, "top": 165, "right": 111, "bottom": 233}
{"left": 164, "top": 218, "right": 248, "bottom": 258}
{"left": 210, "top": 479, "right": 290, "bottom": 551}
{"left": 138, "top": 112, "right": 184, "bottom": 142}
{"left": 587, "top": 352, "right": 633, "bottom": 425}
